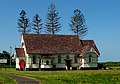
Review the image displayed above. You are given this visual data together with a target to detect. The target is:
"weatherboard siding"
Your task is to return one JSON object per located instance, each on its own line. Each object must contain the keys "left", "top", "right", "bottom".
{"left": 16, "top": 57, "right": 20, "bottom": 69}
{"left": 24, "top": 54, "right": 79, "bottom": 69}
{"left": 81, "top": 52, "right": 98, "bottom": 68}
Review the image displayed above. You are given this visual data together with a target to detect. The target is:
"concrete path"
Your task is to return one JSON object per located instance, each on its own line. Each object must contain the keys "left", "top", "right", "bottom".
{"left": 0, "top": 72, "right": 40, "bottom": 84}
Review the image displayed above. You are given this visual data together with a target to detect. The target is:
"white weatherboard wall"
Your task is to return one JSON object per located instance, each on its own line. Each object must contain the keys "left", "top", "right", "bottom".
{"left": 81, "top": 52, "right": 98, "bottom": 68}
{"left": 27, "top": 54, "right": 41, "bottom": 68}
{"left": 53, "top": 54, "right": 79, "bottom": 68}
{"left": 14, "top": 50, "right": 20, "bottom": 69}
{"left": 25, "top": 54, "right": 79, "bottom": 69}
{"left": 16, "top": 57, "right": 20, "bottom": 69}
{"left": 41, "top": 58, "right": 52, "bottom": 68}
{"left": 53, "top": 54, "right": 66, "bottom": 68}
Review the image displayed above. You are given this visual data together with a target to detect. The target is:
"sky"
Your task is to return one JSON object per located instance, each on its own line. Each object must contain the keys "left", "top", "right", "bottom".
{"left": 0, "top": 0, "right": 120, "bottom": 62}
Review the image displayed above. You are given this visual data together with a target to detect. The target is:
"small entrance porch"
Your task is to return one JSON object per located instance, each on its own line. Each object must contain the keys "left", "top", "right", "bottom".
{"left": 65, "top": 59, "right": 72, "bottom": 70}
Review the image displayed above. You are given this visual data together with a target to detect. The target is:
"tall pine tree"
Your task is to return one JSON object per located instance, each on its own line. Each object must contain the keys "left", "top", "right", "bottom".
{"left": 18, "top": 10, "right": 30, "bottom": 34}
{"left": 32, "top": 13, "right": 43, "bottom": 34}
{"left": 45, "top": 3, "right": 61, "bottom": 34}
{"left": 69, "top": 9, "right": 88, "bottom": 39}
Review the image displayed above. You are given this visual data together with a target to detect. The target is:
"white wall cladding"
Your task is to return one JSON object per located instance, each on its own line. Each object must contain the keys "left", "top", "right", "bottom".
{"left": 81, "top": 52, "right": 98, "bottom": 68}
{"left": 84, "top": 63, "right": 97, "bottom": 68}
{"left": 16, "top": 57, "right": 20, "bottom": 69}
{"left": 25, "top": 54, "right": 79, "bottom": 69}
{"left": 56, "top": 64, "right": 66, "bottom": 68}
{"left": 41, "top": 65, "right": 52, "bottom": 68}
{"left": 32, "top": 64, "right": 39, "bottom": 68}
{"left": 53, "top": 54, "right": 79, "bottom": 68}
{"left": 53, "top": 54, "right": 78, "bottom": 63}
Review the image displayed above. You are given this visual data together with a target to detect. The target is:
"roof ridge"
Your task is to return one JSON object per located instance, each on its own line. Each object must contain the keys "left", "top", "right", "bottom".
{"left": 23, "top": 33, "right": 78, "bottom": 37}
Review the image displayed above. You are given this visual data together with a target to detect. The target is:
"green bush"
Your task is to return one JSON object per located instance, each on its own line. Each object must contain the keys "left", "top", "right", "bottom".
{"left": 101, "top": 62, "right": 120, "bottom": 67}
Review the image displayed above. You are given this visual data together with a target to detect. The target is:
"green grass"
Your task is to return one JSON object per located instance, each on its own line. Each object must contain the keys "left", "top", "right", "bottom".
{"left": 0, "top": 74, "right": 16, "bottom": 84}
{"left": 1, "top": 68, "right": 120, "bottom": 84}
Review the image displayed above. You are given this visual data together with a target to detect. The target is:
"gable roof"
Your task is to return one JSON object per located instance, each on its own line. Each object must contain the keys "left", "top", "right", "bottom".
{"left": 15, "top": 48, "right": 25, "bottom": 57}
{"left": 80, "top": 40, "right": 100, "bottom": 56}
{"left": 80, "top": 45, "right": 90, "bottom": 56}
{"left": 22, "top": 34, "right": 82, "bottom": 54}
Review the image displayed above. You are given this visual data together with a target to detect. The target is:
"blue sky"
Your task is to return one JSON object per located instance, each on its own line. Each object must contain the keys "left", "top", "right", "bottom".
{"left": 0, "top": 0, "right": 120, "bottom": 62}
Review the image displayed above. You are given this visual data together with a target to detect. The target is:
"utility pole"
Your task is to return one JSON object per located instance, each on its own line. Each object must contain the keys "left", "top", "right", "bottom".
{"left": 10, "top": 47, "right": 12, "bottom": 68}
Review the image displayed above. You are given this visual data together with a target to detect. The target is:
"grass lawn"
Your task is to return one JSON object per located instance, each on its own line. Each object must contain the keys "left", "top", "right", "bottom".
{"left": 1, "top": 68, "right": 120, "bottom": 84}
{"left": 0, "top": 74, "right": 16, "bottom": 84}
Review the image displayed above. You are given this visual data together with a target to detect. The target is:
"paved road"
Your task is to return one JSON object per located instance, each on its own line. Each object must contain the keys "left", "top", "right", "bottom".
{"left": 0, "top": 72, "right": 40, "bottom": 84}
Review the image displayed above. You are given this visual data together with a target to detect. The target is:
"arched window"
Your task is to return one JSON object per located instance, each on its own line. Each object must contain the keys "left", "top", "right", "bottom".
{"left": 74, "top": 56, "right": 78, "bottom": 63}
{"left": 21, "top": 42, "right": 24, "bottom": 48}
{"left": 66, "top": 56, "right": 70, "bottom": 60}
{"left": 58, "top": 56, "right": 61, "bottom": 63}
{"left": 46, "top": 60, "right": 49, "bottom": 65}
{"left": 33, "top": 56, "right": 36, "bottom": 64}
{"left": 89, "top": 55, "right": 92, "bottom": 63}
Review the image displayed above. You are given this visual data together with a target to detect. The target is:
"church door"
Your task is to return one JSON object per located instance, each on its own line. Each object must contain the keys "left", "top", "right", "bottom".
{"left": 19, "top": 60, "right": 25, "bottom": 70}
